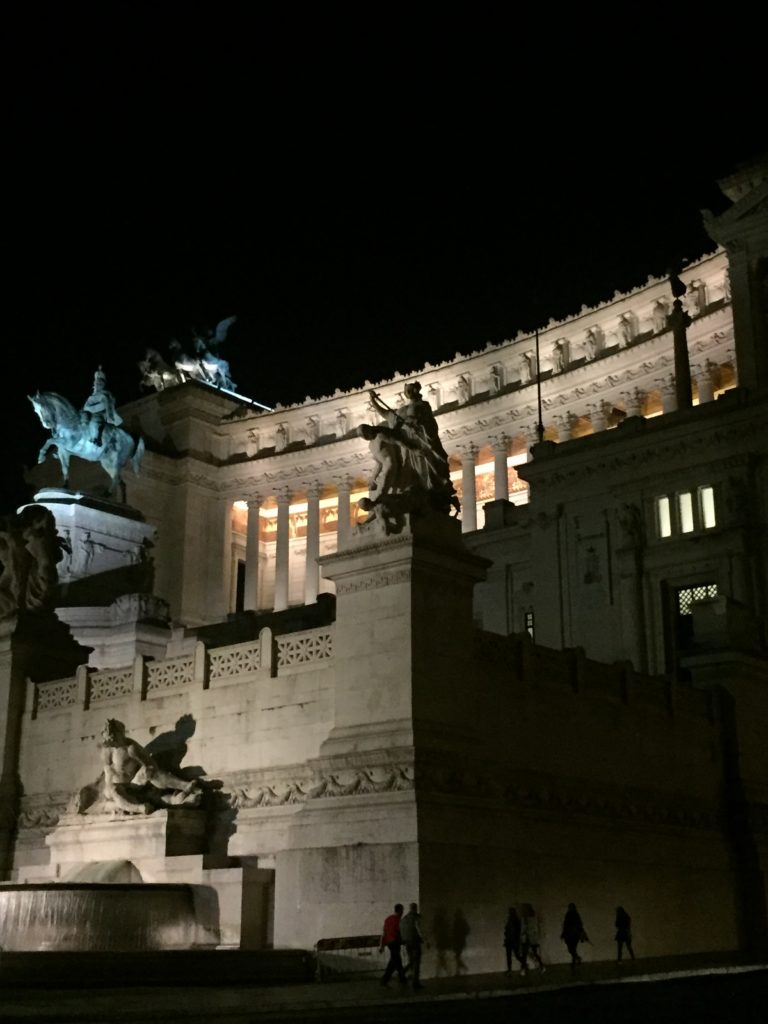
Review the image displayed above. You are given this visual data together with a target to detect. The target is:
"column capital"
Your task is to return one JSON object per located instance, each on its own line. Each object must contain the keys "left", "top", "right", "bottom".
{"left": 246, "top": 494, "right": 263, "bottom": 510}
{"left": 460, "top": 442, "right": 479, "bottom": 462}
{"left": 490, "top": 434, "right": 510, "bottom": 454}
{"left": 303, "top": 480, "right": 325, "bottom": 501}
{"left": 276, "top": 486, "right": 292, "bottom": 506}
{"left": 621, "top": 388, "right": 644, "bottom": 416}
{"left": 334, "top": 475, "right": 354, "bottom": 494}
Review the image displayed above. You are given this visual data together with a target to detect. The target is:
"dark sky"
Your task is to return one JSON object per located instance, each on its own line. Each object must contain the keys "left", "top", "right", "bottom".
{"left": 3, "top": 10, "right": 765, "bottom": 512}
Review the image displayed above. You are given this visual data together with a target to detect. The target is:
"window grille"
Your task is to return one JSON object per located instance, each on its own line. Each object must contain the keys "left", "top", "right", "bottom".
{"left": 677, "top": 583, "right": 718, "bottom": 616}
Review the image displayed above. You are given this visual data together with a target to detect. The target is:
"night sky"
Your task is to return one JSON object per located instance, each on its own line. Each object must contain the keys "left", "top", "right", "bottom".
{"left": 3, "top": 10, "right": 764, "bottom": 513}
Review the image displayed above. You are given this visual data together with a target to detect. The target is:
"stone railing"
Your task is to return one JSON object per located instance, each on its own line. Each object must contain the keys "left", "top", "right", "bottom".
{"left": 90, "top": 666, "right": 134, "bottom": 703}
{"left": 277, "top": 628, "right": 333, "bottom": 668}
{"left": 209, "top": 639, "right": 261, "bottom": 682}
{"left": 34, "top": 677, "right": 79, "bottom": 713}
{"left": 474, "top": 630, "right": 714, "bottom": 721}
{"left": 147, "top": 654, "right": 195, "bottom": 693}
{"left": 31, "top": 624, "right": 335, "bottom": 717}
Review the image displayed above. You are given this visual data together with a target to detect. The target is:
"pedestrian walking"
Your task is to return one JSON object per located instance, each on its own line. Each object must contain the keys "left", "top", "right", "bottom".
{"left": 503, "top": 906, "right": 524, "bottom": 973}
{"left": 615, "top": 905, "right": 635, "bottom": 962}
{"left": 379, "top": 903, "right": 407, "bottom": 986}
{"left": 400, "top": 902, "right": 425, "bottom": 990}
{"left": 561, "top": 902, "right": 589, "bottom": 969}
{"left": 520, "top": 903, "right": 546, "bottom": 972}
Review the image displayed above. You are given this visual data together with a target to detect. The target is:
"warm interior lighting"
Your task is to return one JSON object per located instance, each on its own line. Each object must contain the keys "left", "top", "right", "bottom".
{"left": 700, "top": 486, "right": 716, "bottom": 529}
{"left": 656, "top": 496, "right": 672, "bottom": 538}
{"left": 678, "top": 492, "right": 694, "bottom": 534}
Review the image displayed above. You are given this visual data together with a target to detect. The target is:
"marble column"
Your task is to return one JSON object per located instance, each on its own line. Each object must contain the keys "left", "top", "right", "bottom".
{"left": 274, "top": 488, "right": 291, "bottom": 612}
{"left": 336, "top": 476, "right": 353, "bottom": 550}
{"left": 669, "top": 289, "right": 693, "bottom": 409}
{"left": 693, "top": 361, "right": 715, "bottom": 404}
{"left": 553, "top": 414, "right": 571, "bottom": 441}
{"left": 659, "top": 376, "right": 677, "bottom": 414}
{"left": 492, "top": 437, "right": 509, "bottom": 501}
{"left": 244, "top": 495, "right": 262, "bottom": 612}
{"left": 207, "top": 496, "right": 231, "bottom": 623}
{"left": 304, "top": 482, "right": 322, "bottom": 606}
{"left": 460, "top": 444, "right": 478, "bottom": 533}
{"left": 622, "top": 388, "right": 644, "bottom": 418}
{"left": 589, "top": 401, "right": 608, "bottom": 432}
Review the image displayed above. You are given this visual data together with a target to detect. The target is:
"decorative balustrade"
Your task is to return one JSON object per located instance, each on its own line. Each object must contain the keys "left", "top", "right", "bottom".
{"left": 146, "top": 654, "right": 194, "bottom": 693}
{"left": 277, "top": 628, "right": 333, "bottom": 668}
{"left": 31, "top": 624, "right": 335, "bottom": 716}
{"left": 90, "top": 667, "right": 134, "bottom": 704}
{"left": 209, "top": 639, "right": 261, "bottom": 682}
{"left": 35, "top": 678, "right": 79, "bottom": 713}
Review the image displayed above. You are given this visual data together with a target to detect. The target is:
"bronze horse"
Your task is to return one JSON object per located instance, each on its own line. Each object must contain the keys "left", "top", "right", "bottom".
{"left": 29, "top": 391, "right": 145, "bottom": 495}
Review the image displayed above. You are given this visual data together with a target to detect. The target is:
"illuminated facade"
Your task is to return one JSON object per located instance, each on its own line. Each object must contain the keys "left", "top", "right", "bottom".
{"left": 105, "top": 245, "right": 735, "bottom": 639}
{"left": 7, "top": 161, "right": 767, "bottom": 966}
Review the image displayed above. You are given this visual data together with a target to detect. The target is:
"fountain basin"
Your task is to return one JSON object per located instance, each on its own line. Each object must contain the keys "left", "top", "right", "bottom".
{"left": 0, "top": 882, "right": 219, "bottom": 951}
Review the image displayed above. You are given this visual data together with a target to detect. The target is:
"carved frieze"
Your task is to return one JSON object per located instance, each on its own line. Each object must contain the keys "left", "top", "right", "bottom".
{"left": 17, "top": 791, "right": 71, "bottom": 831}
{"left": 229, "top": 763, "right": 414, "bottom": 809}
{"left": 335, "top": 568, "right": 412, "bottom": 594}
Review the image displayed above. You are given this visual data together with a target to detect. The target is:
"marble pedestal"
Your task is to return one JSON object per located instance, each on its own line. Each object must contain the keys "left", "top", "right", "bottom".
{"left": 46, "top": 808, "right": 206, "bottom": 866}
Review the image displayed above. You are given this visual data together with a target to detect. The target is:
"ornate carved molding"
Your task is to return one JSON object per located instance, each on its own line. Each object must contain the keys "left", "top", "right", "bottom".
{"left": 335, "top": 568, "right": 412, "bottom": 594}
{"left": 17, "top": 791, "right": 71, "bottom": 831}
{"left": 524, "top": 419, "right": 762, "bottom": 487}
{"left": 229, "top": 762, "right": 414, "bottom": 809}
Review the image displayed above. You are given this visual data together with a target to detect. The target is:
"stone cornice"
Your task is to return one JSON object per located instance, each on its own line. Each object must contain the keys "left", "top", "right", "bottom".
{"left": 223, "top": 449, "right": 369, "bottom": 490}
{"left": 213, "top": 250, "right": 728, "bottom": 414}
{"left": 519, "top": 398, "right": 767, "bottom": 488}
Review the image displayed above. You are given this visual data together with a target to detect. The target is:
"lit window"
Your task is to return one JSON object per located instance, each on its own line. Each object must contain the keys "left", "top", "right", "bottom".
{"left": 524, "top": 610, "right": 534, "bottom": 640}
{"left": 656, "top": 484, "right": 716, "bottom": 539}
{"left": 656, "top": 497, "right": 672, "bottom": 538}
{"left": 678, "top": 492, "right": 694, "bottom": 534}
{"left": 699, "top": 486, "right": 716, "bottom": 529}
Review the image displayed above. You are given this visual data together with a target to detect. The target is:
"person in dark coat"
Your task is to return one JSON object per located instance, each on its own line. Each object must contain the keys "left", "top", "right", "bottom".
{"left": 400, "top": 902, "right": 425, "bottom": 990}
{"left": 503, "top": 906, "right": 524, "bottom": 973}
{"left": 615, "top": 906, "right": 635, "bottom": 961}
{"left": 560, "top": 902, "right": 588, "bottom": 969}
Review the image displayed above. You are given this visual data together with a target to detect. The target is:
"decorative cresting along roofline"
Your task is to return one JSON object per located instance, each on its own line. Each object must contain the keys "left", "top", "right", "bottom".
{"left": 227, "top": 248, "right": 727, "bottom": 414}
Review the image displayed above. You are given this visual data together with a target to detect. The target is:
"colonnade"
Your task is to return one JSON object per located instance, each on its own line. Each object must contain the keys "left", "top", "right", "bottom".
{"left": 235, "top": 360, "right": 727, "bottom": 615}
{"left": 238, "top": 434, "right": 529, "bottom": 615}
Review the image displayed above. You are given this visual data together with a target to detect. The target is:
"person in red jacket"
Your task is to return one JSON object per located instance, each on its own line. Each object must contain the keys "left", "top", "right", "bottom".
{"left": 379, "top": 903, "right": 407, "bottom": 986}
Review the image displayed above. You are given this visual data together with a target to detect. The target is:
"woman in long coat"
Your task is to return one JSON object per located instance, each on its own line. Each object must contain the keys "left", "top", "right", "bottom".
{"left": 560, "top": 903, "right": 588, "bottom": 969}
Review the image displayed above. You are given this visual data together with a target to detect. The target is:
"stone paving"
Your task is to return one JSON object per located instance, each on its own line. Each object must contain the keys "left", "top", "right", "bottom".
{"left": 1, "top": 950, "right": 766, "bottom": 1022}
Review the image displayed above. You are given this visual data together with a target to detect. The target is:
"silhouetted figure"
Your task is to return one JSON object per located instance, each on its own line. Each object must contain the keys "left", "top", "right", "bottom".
{"left": 432, "top": 908, "right": 452, "bottom": 977}
{"left": 400, "top": 902, "right": 425, "bottom": 990}
{"left": 503, "top": 906, "right": 524, "bottom": 973}
{"left": 451, "top": 909, "right": 470, "bottom": 975}
{"left": 561, "top": 902, "right": 588, "bottom": 970}
{"left": 615, "top": 906, "right": 635, "bottom": 962}
{"left": 379, "top": 903, "right": 406, "bottom": 986}
{"left": 520, "top": 903, "right": 546, "bottom": 972}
